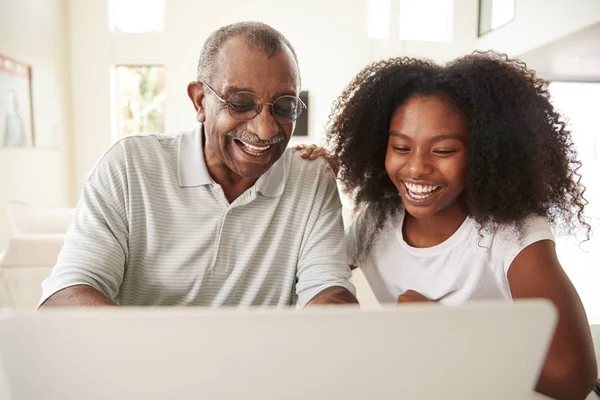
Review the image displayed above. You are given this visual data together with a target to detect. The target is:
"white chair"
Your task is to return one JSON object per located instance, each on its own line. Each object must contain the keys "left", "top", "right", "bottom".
{"left": 0, "top": 202, "right": 73, "bottom": 308}
{"left": 5, "top": 201, "right": 74, "bottom": 235}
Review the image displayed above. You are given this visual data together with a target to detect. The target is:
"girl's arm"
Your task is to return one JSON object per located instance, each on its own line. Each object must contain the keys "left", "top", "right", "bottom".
{"left": 508, "top": 239, "right": 597, "bottom": 400}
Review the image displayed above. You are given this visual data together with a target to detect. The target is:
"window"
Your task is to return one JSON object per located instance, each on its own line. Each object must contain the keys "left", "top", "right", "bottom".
{"left": 399, "top": 0, "right": 453, "bottom": 42}
{"left": 367, "top": 0, "right": 391, "bottom": 39}
{"left": 112, "top": 65, "right": 165, "bottom": 139}
{"left": 479, "top": 0, "right": 515, "bottom": 36}
{"left": 549, "top": 81, "right": 600, "bottom": 324}
{"left": 108, "top": 0, "right": 165, "bottom": 33}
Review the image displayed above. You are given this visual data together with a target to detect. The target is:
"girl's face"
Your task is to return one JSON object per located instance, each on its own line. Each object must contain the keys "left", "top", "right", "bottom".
{"left": 385, "top": 93, "right": 469, "bottom": 220}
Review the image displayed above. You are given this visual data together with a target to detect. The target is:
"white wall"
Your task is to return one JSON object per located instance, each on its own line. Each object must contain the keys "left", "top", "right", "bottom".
{"left": 369, "top": 0, "right": 480, "bottom": 63}
{"left": 0, "top": 0, "right": 74, "bottom": 250}
{"left": 369, "top": 0, "right": 600, "bottom": 64}
{"left": 476, "top": 0, "right": 600, "bottom": 56}
{"left": 68, "top": 0, "right": 371, "bottom": 192}
{"left": 67, "top": 0, "right": 600, "bottom": 194}
{"left": 549, "top": 82, "right": 600, "bottom": 324}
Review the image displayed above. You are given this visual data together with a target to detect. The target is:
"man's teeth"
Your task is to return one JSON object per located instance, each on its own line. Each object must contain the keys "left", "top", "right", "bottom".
{"left": 242, "top": 142, "right": 271, "bottom": 152}
{"left": 404, "top": 182, "right": 440, "bottom": 194}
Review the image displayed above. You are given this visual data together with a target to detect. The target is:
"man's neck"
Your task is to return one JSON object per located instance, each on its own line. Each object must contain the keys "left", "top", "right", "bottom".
{"left": 217, "top": 174, "right": 257, "bottom": 204}
{"left": 203, "top": 146, "right": 257, "bottom": 204}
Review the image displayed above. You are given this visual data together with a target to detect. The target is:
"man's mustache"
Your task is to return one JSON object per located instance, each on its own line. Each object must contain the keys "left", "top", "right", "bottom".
{"left": 226, "top": 129, "right": 286, "bottom": 146}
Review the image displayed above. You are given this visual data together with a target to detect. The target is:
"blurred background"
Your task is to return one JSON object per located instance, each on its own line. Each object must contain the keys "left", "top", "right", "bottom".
{"left": 0, "top": 0, "right": 598, "bottom": 320}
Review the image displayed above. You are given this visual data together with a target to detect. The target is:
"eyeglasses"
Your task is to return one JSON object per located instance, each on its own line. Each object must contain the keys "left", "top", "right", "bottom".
{"left": 201, "top": 82, "right": 306, "bottom": 125}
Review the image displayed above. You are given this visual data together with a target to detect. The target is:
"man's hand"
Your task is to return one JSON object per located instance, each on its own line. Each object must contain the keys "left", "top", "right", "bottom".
{"left": 397, "top": 290, "right": 432, "bottom": 303}
{"left": 307, "top": 286, "right": 358, "bottom": 305}
{"left": 295, "top": 144, "right": 340, "bottom": 176}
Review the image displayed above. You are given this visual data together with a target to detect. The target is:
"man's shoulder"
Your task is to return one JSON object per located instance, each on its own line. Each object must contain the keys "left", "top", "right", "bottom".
{"left": 87, "top": 131, "right": 184, "bottom": 182}
{"left": 115, "top": 131, "right": 181, "bottom": 153}
{"left": 279, "top": 147, "right": 341, "bottom": 209}
{"left": 109, "top": 131, "right": 184, "bottom": 162}
{"left": 284, "top": 147, "right": 335, "bottom": 181}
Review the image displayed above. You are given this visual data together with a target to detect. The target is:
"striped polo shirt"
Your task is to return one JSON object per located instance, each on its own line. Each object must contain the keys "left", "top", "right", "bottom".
{"left": 40, "top": 125, "right": 355, "bottom": 307}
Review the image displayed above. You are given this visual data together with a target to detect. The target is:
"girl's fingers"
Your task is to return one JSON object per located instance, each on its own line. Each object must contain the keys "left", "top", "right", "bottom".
{"left": 302, "top": 144, "right": 318, "bottom": 158}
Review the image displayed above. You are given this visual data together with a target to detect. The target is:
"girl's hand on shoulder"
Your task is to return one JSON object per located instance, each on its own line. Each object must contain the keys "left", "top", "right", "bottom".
{"left": 295, "top": 144, "right": 340, "bottom": 176}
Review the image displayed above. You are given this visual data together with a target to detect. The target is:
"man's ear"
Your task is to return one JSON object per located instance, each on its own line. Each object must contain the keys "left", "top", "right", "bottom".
{"left": 187, "top": 81, "right": 206, "bottom": 123}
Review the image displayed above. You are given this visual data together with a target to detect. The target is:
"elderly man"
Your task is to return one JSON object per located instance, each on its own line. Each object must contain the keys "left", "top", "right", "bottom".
{"left": 40, "top": 22, "right": 356, "bottom": 307}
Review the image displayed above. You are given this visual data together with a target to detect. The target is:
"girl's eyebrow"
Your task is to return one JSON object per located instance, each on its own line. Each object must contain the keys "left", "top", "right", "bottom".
{"left": 429, "top": 134, "right": 466, "bottom": 143}
{"left": 389, "top": 132, "right": 466, "bottom": 143}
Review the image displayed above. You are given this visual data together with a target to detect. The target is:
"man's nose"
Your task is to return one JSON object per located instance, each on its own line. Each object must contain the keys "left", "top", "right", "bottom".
{"left": 247, "top": 105, "right": 280, "bottom": 141}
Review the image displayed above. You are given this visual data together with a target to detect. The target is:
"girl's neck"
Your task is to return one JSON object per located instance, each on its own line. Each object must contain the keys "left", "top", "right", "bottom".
{"left": 402, "top": 204, "right": 468, "bottom": 248}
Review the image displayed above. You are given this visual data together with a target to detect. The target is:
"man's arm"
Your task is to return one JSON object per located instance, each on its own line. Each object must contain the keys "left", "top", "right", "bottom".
{"left": 295, "top": 160, "right": 357, "bottom": 306}
{"left": 40, "top": 285, "right": 118, "bottom": 307}
{"left": 39, "top": 145, "right": 129, "bottom": 308}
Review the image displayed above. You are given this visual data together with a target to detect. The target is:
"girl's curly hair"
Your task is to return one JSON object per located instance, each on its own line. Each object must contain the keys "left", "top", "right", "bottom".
{"left": 326, "top": 51, "right": 589, "bottom": 258}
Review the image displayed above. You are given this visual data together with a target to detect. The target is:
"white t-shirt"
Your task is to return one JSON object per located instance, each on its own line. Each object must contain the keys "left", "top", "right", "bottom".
{"left": 346, "top": 209, "right": 554, "bottom": 305}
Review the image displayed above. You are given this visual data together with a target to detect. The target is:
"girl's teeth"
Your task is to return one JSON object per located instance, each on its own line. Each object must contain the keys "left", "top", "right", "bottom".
{"left": 405, "top": 182, "right": 440, "bottom": 193}
{"left": 411, "top": 193, "right": 432, "bottom": 199}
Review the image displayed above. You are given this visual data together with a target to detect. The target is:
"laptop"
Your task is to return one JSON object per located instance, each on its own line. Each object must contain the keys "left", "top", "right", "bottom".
{"left": 0, "top": 300, "right": 556, "bottom": 400}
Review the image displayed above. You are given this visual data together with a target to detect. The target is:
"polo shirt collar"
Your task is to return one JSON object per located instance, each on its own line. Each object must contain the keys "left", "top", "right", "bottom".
{"left": 178, "top": 124, "right": 286, "bottom": 198}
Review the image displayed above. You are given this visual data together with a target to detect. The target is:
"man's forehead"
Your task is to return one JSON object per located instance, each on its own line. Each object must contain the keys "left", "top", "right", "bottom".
{"left": 211, "top": 37, "right": 300, "bottom": 92}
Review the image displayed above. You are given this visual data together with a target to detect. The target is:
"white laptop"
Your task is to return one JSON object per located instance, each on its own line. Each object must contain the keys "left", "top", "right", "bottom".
{"left": 0, "top": 301, "right": 556, "bottom": 400}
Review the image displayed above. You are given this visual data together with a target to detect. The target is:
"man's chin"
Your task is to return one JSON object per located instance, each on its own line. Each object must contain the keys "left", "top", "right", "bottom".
{"left": 225, "top": 158, "right": 270, "bottom": 179}
{"left": 233, "top": 148, "right": 285, "bottom": 175}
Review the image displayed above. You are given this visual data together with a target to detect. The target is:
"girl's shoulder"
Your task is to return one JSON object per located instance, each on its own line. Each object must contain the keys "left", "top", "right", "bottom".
{"left": 483, "top": 215, "right": 554, "bottom": 248}
{"left": 476, "top": 215, "right": 555, "bottom": 274}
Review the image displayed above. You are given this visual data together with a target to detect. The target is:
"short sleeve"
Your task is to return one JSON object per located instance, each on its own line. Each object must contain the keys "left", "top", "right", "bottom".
{"left": 345, "top": 209, "right": 366, "bottom": 267}
{"left": 39, "top": 144, "right": 130, "bottom": 306}
{"left": 495, "top": 216, "right": 555, "bottom": 275}
{"left": 295, "top": 165, "right": 356, "bottom": 306}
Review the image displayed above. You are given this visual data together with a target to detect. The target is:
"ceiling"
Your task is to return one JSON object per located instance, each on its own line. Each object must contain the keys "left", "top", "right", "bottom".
{"left": 519, "top": 22, "right": 600, "bottom": 82}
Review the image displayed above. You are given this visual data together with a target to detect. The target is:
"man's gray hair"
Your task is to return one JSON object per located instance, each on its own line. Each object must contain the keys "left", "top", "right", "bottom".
{"left": 196, "top": 21, "right": 300, "bottom": 85}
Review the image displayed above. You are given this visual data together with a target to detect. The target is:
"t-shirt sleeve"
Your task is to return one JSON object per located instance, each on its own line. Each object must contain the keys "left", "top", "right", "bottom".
{"left": 345, "top": 209, "right": 365, "bottom": 267}
{"left": 497, "top": 215, "right": 555, "bottom": 275}
{"left": 39, "top": 144, "right": 130, "bottom": 306}
{"left": 295, "top": 165, "right": 356, "bottom": 307}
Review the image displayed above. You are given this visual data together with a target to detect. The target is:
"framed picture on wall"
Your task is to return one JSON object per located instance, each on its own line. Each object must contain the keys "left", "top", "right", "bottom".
{"left": 294, "top": 90, "right": 309, "bottom": 136}
{"left": 0, "top": 53, "right": 34, "bottom": 147}
{"left": 478, "top": 0, "right": 516, "bottom": 37}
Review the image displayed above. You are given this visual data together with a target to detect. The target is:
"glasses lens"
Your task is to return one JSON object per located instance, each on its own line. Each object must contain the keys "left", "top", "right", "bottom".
{"left": 272, "top": 96, "right": 303, "bottom": 124}
{"left": 228, "top": 92, "right": 260, "bottom": 120}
